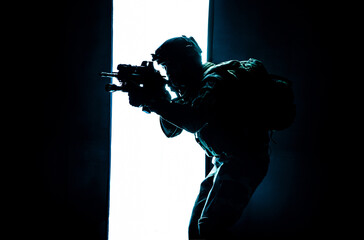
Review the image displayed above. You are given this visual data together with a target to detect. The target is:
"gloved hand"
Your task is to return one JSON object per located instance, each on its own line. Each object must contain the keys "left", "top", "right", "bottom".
{"left": 128, "top": 86, "right": 146, "bottom": 108}
{"left": 128, "top": 84, "right": 171, "bottom": 110}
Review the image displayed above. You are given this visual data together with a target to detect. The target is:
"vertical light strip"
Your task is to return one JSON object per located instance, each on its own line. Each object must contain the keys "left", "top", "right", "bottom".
{"left": 109, "top": 1, "right": 209, "bottom": 239}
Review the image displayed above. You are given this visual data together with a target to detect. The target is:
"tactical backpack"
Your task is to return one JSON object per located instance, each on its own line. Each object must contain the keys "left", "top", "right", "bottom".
{"left": 203, "top": 58, "right": 296, "bottom": 131}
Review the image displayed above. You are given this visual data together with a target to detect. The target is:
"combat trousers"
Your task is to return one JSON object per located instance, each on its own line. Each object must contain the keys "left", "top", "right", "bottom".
{"left": 188, "top": 153, "right": 269, "bottom": 239}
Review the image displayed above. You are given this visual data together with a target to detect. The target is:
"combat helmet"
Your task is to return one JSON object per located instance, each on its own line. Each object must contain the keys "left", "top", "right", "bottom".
{"left": 152, "top": 36, "right": 202, "bottom": 64}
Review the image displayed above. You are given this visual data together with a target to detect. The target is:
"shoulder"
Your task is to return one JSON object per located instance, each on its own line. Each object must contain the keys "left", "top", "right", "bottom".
{"left": 201, "top": 61, "right": 236, "bottom": 85}
{"left": 201, "top": 60, "right": 242, "bottom": 90}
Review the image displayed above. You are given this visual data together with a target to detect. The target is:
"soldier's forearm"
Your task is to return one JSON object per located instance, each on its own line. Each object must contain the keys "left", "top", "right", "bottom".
{"left": 149, "top": 99, "right": 206, "bottom": 133}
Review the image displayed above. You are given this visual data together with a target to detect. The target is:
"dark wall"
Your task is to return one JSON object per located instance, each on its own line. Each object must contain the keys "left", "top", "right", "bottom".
{"left": 20, "top": 1, "right": 112, "bottom": 239}
{"left": 209, "top": 0, "right": 334, "bottom": 237}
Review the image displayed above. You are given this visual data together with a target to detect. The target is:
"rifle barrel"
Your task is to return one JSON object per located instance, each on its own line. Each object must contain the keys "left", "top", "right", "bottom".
{"left": 100, "top": 72, "right": 118, "bottom": 78}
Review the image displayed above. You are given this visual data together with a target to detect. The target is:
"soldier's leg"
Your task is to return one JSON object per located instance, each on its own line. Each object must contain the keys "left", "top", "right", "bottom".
{"left": 197, "top": 160, "right": 268, "bottom": 238}
{"left": 188, "top": 167, "right": 216, "bottom": 239}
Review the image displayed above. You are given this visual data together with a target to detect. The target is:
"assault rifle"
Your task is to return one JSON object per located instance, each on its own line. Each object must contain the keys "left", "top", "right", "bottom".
{"left": 100, "top": 61, "right": 167, "bottom": 113}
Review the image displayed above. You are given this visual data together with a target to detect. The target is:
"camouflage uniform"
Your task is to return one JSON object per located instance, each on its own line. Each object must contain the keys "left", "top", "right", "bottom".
{"left": 160, "top": 59, "right": 270, "bottom": 238}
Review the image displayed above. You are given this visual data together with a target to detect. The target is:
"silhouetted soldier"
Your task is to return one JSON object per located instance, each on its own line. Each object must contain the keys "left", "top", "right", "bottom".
{"left": 128, "top": 36, "right": 292, "bottom": 239}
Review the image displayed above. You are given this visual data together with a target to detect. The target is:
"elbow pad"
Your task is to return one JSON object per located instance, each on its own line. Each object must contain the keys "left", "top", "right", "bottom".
{"left": 160, "top": 117, "right": 183, "bottom": 138}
